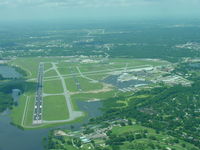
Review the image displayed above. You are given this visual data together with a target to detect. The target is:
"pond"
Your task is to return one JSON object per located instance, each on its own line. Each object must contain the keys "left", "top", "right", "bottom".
{"left": 0, "top": 66, "right": 22, "bottom": 79}
{"left": 12, "top": 89, "right": 21, "bottom": 103}
{"left": 189, "top": 63, "right": 200, "bottom": 69}
{"left": 0, "top": 100, "right": 103, "bottom": 150}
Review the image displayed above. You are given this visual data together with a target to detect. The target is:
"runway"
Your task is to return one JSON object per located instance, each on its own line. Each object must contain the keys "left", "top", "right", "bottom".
{"left": 33, "top": 63, "right": 44, "bottom": 124}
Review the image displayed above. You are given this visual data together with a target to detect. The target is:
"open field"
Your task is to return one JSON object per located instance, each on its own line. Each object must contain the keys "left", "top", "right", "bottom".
{"left": 10, "top": 56, "right": 170, "bottom": 129}
{"left": 43, "top": 95, "right": 69, "bottom": 121}
{"left": 24, "top": 96, "right": 35, "bottom": 126}
{"left": 65, "top": 78, "right": 78, "bottom": 92}
{"left": 44, "top": 80, "right": 63, "bottom": 94}
{"left": 11, "top": 95, "right": 28, "bottom": 126}
{"left": 44, "top": 69, "right": 58, "bottom": 77}
{"left": 76, "top": 77, "right": 103, "bottom": 91}
{"left": 71, "top": 90, "right": 116, "bottom": 102}
{"left": 44, "top": 63, "right": 53, "bottom": 70}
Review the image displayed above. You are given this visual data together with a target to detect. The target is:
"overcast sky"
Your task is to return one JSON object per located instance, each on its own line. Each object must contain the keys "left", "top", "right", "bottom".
{"left": 0, "top": 0, "right": 200, "bottom": 21}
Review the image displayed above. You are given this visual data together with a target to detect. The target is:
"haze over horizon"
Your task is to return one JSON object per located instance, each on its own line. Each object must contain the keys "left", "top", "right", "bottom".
{"left": 0, "top": 0, "right": 200, "bottom": 21}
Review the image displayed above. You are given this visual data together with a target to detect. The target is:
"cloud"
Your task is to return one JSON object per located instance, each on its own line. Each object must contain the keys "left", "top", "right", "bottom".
{"left": 0, "top": 0, "right": 164, "bottom": 8}
{"left": 0, "top": 0, "right": 200, "bottom": 21}
{"left": 0, "top": 0, "right": 199, "bottom": 9}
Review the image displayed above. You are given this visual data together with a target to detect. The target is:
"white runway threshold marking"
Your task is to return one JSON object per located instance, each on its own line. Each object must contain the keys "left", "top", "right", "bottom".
{"left": 21, "top": 96, "right": 29, "bottom": 126}
{"left": 33, "top": 63, "right": 44, "bottom": 124}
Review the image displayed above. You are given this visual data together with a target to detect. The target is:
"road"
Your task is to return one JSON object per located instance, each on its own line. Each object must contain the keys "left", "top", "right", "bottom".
{"left": 76, "top": 66, "right": 98, "bottom": 83}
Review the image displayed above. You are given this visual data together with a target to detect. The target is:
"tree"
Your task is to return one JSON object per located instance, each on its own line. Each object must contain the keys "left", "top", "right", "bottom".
{"left": 128, "top": 119, "right": 133, "bottom": 125}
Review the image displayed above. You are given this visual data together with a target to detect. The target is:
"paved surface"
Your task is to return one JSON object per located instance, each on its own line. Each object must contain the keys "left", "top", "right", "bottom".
{"left": 76, "top": 66, "right": 98, "bottom": 83}
{"left": 21, "top": 96, "right": 30, "bottom": 126}
{"left": 43, "top": 63, "right": 82, "bottom": 123}
{"left": 69, "top": 66, "right": 82, "bottom": 91}
{"left": 33, "top": 63, "right": 44, "bottom": 124}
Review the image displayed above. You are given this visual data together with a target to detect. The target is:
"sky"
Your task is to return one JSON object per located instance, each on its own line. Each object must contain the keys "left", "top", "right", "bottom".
{"left": 0, "top": 0, "right": 200, "bottom": 21}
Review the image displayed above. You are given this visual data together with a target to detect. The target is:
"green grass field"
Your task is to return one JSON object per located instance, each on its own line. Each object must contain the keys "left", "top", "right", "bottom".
{"left": 10, "top": 58, "right": 41, "bottom": 78}
{"left": 71, "top": 90, "right": 116, "bottom": 101}
{"left": 9, "top": 57, "right": 169, "bottom": 129}
{"left": 78, "top": 77, "right": 103, "bottom": 91}
{"left": 52, "top": 123, "right": 198, "bottom": 150}
{"left": 44, "top": 80, "right": 63, "bottom": 94}
{"left": 43, "top": 95, "right": 69, "bottom": 121}
{"left": 11, "top": 95, "right": 27, "bottom": 126}
{"left": 57, "top": 67, "right": 72, "bottom": 75}
{"left": 65, "top": 76, "right": 104, "bottom": 92}
{"left": 24, "top": 96, "right": 35, "bottom": 126}
{"left": 44, "top": 69, "right": 58, "bottom": 77}
{"left": 11, "top": 94, "right": 35, "bottom": 127}
{"left": 44, "top": 63, "right": 53, "bottom": 70}
{"left": 65, "top": 78, "right": 78, "bottom": 92}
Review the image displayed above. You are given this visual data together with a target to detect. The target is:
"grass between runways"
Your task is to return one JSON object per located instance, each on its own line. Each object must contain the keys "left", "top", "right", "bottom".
{"left": 43, "top": 80, "right": 63, "bottom": 94}
{"left": 43, "top": 95, "right": 69, "bottom": 121}
{"left": 11, "top": 94, "right": 36, "bottom": 127}
{"left": 77, "top": 77, "right": 103, "bottom": 91}
{"left": 44, "top": 69, "right": 58, "bottom": 77}
{"left": 65, "top": 77, "right": 104, "bottom": 92}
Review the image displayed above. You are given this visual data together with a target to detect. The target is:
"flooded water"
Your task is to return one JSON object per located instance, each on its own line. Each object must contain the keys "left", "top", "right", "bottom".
{"left": 0, "top": 100, "right": 102, "bottom": 150}
{"left": 0, "top": 66, "right": 22, "bottom": 78}
{"left": 189, "top": 63, "right": 200, "bottom": 69}
{"left": 12, "top": 89, "right": 21, "bottom": 103}
{"left": 0, "top": 115, "right": 48, "bottom": 150}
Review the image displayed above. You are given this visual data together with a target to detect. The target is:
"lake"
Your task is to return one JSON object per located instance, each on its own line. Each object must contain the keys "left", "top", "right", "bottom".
{"left": 0, "top": 66, "right": 22, "bottom": 79}
{"left": 0, "top": 100, "right": 103, "bottom": 150}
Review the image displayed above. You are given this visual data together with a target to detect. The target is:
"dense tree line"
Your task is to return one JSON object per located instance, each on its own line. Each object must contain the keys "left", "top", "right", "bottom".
{"left": 92, "top": 79, "right": 200, "bottom": 148}
{"left": 0, "top": 80, "right": 36, "bottom": 112}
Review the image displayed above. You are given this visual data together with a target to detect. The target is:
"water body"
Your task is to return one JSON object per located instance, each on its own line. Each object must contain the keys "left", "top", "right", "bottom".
{"left": 189, "top": 63, "right": 200, "bottom": 69}
{"left": 0, "top": 115, "right": 49, "bottom": 150}
{"left": 0, "top": 100, "right": 102, "bottom": 150}
{"left": 0, "top": 66, "right": 22, "bottom": 78}
{"left": 12, "top": 89, "right": 21, "bottom": 103}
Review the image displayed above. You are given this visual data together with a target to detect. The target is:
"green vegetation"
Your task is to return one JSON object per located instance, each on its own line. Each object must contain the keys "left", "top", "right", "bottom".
{"left": 91, "top": 81, "right": 200, "bottom": 149}
{"left": 44, "top": 63, "right": 53, "bottom": 71}
{"left": 45, "top": 122, "right": 198, "bottom": 150}
{"left": 44, "top": 80, "right": 63, "bottom": 94}
{"left": 65, "top": 77, "right": 104, "bottom": 92}
{"left": 71, "top": 90, "right": 116, "bottom": 101}
{"left": 78, "top": 77, "right": 103, "bottom": 91}
{"left": 24, "top": 96, "right": 35, "bottom": 126}
{"left": 43, "top": 95, "right": 69, "bottom": 121}
{"left": 44, "top": 69, "right": 58, "bottom": 77}
{"left": 10, "top": 58, "right": 41, "bottom": 78}
{"left": 11, "top": 95, "right": 27, "bottom": 125}
{"left": 7, "top": 57, "right": 172, "bottom": 130}
{"left": 0, "top": 80, "right": 36, "bottom": 113}
{"left": 65, "top": 78, "right": 77, "bottom": 92}
{"left": 1, "top": 22, "right": 200, "bottom": 149}
{"left": 57, "top": 67, "right": 72, "bottom": 75}
{"left": 0, "top": 91, "right": 13, "bottom": 112}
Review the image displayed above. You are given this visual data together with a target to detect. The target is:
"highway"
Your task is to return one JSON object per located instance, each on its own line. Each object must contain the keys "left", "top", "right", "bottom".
{"left": 33, "top": 63, "right": 44, "bottom": 124}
